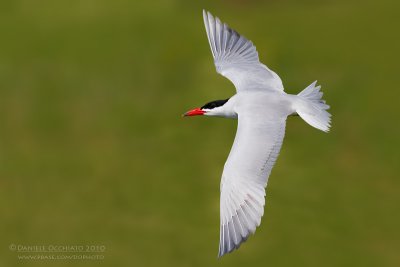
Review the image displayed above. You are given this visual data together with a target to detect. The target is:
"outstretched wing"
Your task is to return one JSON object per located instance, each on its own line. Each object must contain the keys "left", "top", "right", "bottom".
{"left": 218, "top": 111, "right": 287, "bottom": 257}
{"left": 203, "top": 10, "right": 284, "bottom": 92}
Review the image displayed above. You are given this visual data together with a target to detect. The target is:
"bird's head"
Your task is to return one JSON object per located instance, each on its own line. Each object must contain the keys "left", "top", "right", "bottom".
{"left": 183, "top": 98, "right": 230, "bottom": 117}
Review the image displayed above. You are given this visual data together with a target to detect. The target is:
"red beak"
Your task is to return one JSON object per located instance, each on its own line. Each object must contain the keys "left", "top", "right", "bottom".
{"left": 183, "top": 107, "right": 205, "bottom": 117}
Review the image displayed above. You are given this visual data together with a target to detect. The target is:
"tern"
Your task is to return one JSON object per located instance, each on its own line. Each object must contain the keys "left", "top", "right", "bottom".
{"left": 184, "top": 10, "right": 331, "bottom": 257}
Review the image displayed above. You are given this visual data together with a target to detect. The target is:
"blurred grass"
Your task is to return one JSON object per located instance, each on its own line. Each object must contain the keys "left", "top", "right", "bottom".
{"left": 0, "top": 0, "right": 399, "bottom": 266}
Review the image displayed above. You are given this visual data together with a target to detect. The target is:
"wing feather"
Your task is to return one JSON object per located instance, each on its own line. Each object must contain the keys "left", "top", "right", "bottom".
{"left": 218, "top": 114, "right": 287, "bottom": 257}
{"left": 203, "top": 10, "right": 284, "bottom": 92}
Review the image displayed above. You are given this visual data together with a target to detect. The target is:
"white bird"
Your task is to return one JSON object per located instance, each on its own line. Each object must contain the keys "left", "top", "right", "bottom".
{"left": 184, "top": 10, "right": 331, "bottom": 257}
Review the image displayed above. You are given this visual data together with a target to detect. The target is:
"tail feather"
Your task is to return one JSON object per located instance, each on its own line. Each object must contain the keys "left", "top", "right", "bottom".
{"left": 295, "top": 81, "right": 331, "bottom": 132}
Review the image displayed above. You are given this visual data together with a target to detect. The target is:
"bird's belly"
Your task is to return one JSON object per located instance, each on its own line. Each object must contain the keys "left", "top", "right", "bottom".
{"left": 234, "top": 92, "right": 294, "bottom": 117}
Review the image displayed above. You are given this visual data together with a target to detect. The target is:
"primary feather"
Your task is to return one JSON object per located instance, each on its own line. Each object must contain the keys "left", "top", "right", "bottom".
{"left": 203, "top": 10, "right": 284, "bottom": 92}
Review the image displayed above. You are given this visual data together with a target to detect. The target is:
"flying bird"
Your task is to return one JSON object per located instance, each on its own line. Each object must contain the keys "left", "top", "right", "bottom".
{"left": 183, "top": 10, "right": 331, "bottom": 257}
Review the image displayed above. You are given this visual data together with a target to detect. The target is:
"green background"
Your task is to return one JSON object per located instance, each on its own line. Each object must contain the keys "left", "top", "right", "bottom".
{"left": 1, "top": 0, "right": 399, "bottom": 266}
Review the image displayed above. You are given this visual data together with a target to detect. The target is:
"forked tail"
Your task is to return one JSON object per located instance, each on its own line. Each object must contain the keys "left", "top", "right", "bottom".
{"left": 295, "top": 81, "right": 331, "bottom": 132}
